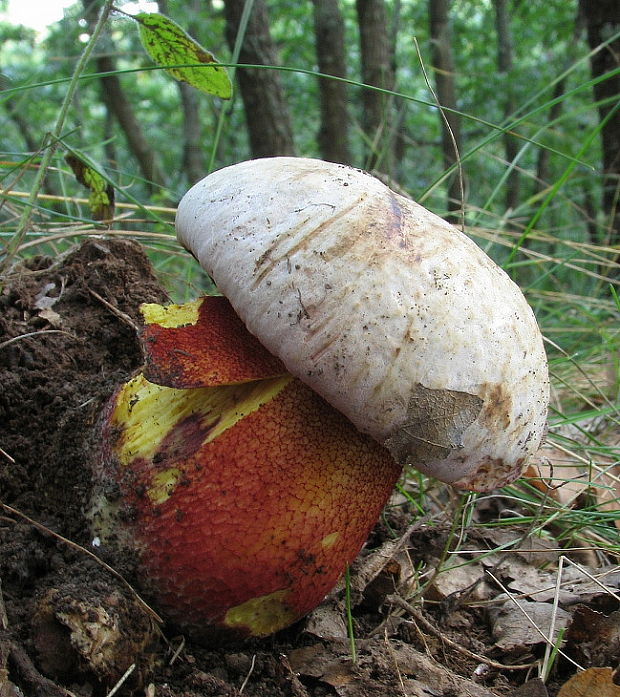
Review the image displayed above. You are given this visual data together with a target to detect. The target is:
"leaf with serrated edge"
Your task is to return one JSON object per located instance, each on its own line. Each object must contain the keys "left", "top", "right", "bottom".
{"left": 134, "top": 13, "right": 232, "bottom": 99}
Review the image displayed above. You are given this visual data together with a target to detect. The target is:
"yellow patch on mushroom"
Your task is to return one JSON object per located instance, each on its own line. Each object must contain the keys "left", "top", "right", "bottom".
{"left": 320, "top": 532, "right": 340, "bottom": 549}
{"left": 147, "top": 468, "right": 182, "bottom": 505}
{"left": 141, "top": 297, "right": 202, "bottom": 328}
{"left": 111, "top": 373, "right": 293, "bottom": 467}
{"left": 223, "top": 590, "right": 295, "bottom": 637}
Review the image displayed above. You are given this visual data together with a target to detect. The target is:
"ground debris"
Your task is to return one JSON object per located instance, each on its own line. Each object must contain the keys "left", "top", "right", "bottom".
{"left": 288, "top": 639, "right": 499, "bottom": 697}
{"left": 1, "top": 240, "right": 619, "bottom": 697}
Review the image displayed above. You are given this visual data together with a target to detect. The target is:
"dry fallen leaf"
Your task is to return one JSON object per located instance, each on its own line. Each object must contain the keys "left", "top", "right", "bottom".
{"left": 509, "top": 677, "right": 549, "bottom": 696}
{"left": 526, "top": 436, "right": 590, "bottom": 508}
{"left": 489, "top": 599, "right": 570, "bottom": 651}
{"left": 564, "top": 606, "right": 620, "bottom": 668}
{"left": 592, "top": 428, "right": 620, "bottom": 529}
{"left": 425, "top": 554, "right": 491, "bottom": 602}
{"left": 302, "top": 602, "right": 348, "bottom": 640}
{"left": 557, "top": 667, "right": 620, "bottom": 696}
{"left": 526, "top": 423, "right": 620, "bottom": 521}
{"left": 288, "top": 640, "right": 499, "bottom": 697}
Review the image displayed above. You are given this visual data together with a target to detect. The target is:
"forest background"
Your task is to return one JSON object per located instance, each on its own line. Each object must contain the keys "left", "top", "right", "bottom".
{"left": 1, "top": 0, "right": 618, "bottom": 273}
{"left": 0, "top": 1, "right": 620, "bottom": 694}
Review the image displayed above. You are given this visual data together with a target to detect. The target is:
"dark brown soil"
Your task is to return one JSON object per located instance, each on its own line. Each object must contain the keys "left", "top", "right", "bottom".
{"left": 0, "top": 240, "right": 615, "bottom": 697}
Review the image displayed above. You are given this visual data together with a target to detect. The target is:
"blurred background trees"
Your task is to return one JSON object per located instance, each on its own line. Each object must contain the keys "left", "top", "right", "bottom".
{"left": 1, "top": 0, "right": 618, "bottom": 279}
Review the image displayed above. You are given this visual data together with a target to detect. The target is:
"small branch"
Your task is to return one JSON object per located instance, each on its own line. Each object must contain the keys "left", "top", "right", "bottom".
{"left": 0, "top": 446, "right": 15, "bottom": 464}
{"left": 88, "top": 288, "right": 140, "bottom": 332}
{"left": 105, "top": 663, "right": 135, "bottom": 697}
{"left": 238, "top": 654, "right": 256, "bottom": 694}
{"left": 7, "top": 639, "right": 78, "bottom": 697}
{"left": 386, "top": 594, "right": 537, "bottom": 671}
{"left": 0, "top": 578, "right": 9, "bottom": 630}
{"left": 0, "top": 330, "right": 78, "bottom": 351}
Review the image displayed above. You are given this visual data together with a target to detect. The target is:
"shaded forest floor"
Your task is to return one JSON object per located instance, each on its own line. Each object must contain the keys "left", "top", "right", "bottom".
{"left": 1, "top": 240, "right": 619, "bottom": 697}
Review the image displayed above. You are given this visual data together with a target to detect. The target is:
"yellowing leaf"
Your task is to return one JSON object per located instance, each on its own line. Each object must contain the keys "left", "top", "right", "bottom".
{"left": 65, "top": 150, "right": 114, "bottom": 221}
{"left": 557, "top": 667, "right": 620, "bottom": 696}
{"left": 134, "top": 12, "right": 232, "bottom": 99}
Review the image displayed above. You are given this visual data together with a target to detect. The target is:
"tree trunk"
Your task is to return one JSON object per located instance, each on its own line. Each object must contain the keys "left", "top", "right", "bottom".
{"left": 493, "top": 0, "right": 519, "bottom": 214}
{"left": 535, "top": 77, "right": 566, "bottom": 191}
{"left": 4, "top": 104, "right": 63, "bottom": 199}
{"left": 428, "top": 0, "right": 462, "bottom": 219}
{"left": 356, "top": 0, "right": 395, "bottom": 172}
{"left": 178, "top": 84, "right": 205, "bottom": 183}
{"left": 81, "top": 0, "right": 165, "bottom": 191}
{"left": 223, "top": 0, "right": 296, "bottom": 158}
{"left": 535, "top": 8, "right": 583, "bottom": 194}
{"left": 579, "top": 0, "right": 620, "bottom": 252}
{"left": 311, "top": 0, "right": 352, "bottom": 165}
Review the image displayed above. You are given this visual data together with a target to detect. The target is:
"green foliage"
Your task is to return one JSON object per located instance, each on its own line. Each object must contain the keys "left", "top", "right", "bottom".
{"left": 133, "top": 12, "right": 232, "bottom": 99}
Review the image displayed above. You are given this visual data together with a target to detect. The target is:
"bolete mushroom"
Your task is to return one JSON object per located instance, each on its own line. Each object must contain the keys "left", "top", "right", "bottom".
{"left": 176, "top": 157, "right": 549, "bottom": 491}
{"left": 92, "top": 296, "right": 401, "bottom": 642}
{"left": 92, "top": 157, "right": 548, "bottom": 643}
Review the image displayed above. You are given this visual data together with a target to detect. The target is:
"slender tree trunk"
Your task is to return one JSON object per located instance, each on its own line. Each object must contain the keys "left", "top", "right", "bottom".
{"left": 581, "top": 182, "right": 599, "bottom": 244}
{"left": 4, "top": 104, "right": 62, "bottom": 199}
{"left": 356, "top": 0, "right": 395, "bottom": 172}
{"left": 493, "top": 0, "right": 519, "bottom": 214}
{"left": 6, "top": 106, "right": 38, "bottom": 154}
{"left": 223, "top": 0, "right": 296, "bottom": 158}
{"left": 178, "top": 84, "right": 204, "bottom": 183}
{"left": 311, "top": 0, "right": 351, "bottom": 165}
{"left": 81, "top": 0, "right": 165, "bottom": 191}
{"left": 579, "top": 0, "right": 620, "bottom": 253}
{"left": 428, "top": 0, "right": 462, "bottom": 219}
{"left": 103, "top": 109, "right": 117, "bottom": 169}
{"left": 535, "top": 7, "right": 584, "bottom": 193}
{"left": 158, "top": 0, "right": 205, "bottom": 184}
{"left": 535, "top": 77, "right": 566, "bottom": 191}
{"left": 389, "top": 0, "right": 406, "bottom": 178}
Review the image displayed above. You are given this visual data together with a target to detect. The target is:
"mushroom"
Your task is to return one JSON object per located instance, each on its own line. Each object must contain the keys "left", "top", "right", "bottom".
{"left": 91, "top": 296, "right": 401, "bottom": 642}
{"left": 91, "top": 157, "right": 548, "bottom": 643}
{"left": 176, "top": 157, "right": 549, "bottom": 491}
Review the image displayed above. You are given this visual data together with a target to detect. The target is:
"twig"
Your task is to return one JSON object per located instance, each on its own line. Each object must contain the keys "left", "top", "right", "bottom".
{"left": 0, "top": 446, "right": 15, "bottom": 464}
{"left": 8, "top": 639, "right": 78, "bottom": 697}
{"left": 351, "top": 513, "right": 434, "bottom": 594}
{"left": 0, "top": 578, "right": 9, "bottom": 630}
{"left": 168, "top": 635, "right": 186, "bottom": 665}
{"left": 387, "top": 594, "right": 537, "bottom": 671}
{"left": 0, "top": 501, "right": 162, "bottom": 624}
{"left": 88, "top": 288, "right": 140, "bottom": 332}
{"left": 105, "top": 663, "right": 135, "bottom": 697}
{"left": 0, "top": 330, "right": 78, "bottom": 351}
{"left": 238, "top": 654, "right": 256, "bottom": 694}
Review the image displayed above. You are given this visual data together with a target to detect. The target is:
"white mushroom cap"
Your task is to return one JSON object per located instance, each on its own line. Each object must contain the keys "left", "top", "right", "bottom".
{"left": 176, "top": 157, "right": 549, "bottom": 491}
